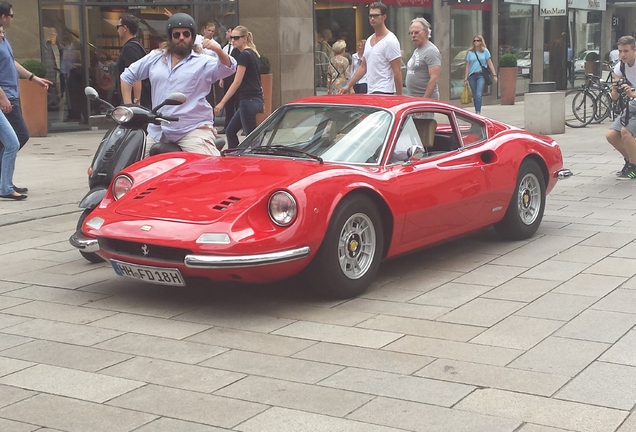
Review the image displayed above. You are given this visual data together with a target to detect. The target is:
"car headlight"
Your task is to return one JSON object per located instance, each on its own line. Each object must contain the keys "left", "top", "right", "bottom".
{"left": 111, "top": 106, "right": 134, "bottom": 124}
{"left": 268, "top": 191, "right": 297, "bottom": 227}
{"left": 112, "top": 175, "right": 133, "bottom": 200}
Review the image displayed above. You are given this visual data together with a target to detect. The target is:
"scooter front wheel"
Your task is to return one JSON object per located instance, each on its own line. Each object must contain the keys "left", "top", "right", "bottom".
{"left": 77, "top": 209, "right": 105, "bottom": 264}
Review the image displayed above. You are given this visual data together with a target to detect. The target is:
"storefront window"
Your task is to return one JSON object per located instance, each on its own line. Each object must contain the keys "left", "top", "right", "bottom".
{"left": 449, "top": 3, "right": 492, "bottom": 99}
{"left": 40, "top": 1, "right": 237, "bottom": 131}
{"left": 498, "top": 3, "right": 532, "bottom": 95}
{"left": 313, "top": 0, "right": 432, "bottom": 95}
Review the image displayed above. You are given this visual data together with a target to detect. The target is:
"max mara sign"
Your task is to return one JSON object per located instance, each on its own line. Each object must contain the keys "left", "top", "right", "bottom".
{"left": 568, "top": 0, "right": 606, "bottom": 10}
{"left": 540, "top": 0, "right": 567, "bottom": 15}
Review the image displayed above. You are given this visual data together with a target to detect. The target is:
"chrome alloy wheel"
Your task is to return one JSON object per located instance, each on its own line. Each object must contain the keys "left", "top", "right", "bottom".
{"left": 517, "top": 172, "right": 542, "bottom": 225}
{"left": 337, "top": 212, "right": 377, "bottom": 280}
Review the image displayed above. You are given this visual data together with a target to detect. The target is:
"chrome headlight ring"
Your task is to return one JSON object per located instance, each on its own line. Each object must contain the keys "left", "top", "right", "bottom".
{"left": 112, "top": 175, "right": 133, "bottom": 200}
{"left": 111, "top": 106, "right": 134, "bottom": 124}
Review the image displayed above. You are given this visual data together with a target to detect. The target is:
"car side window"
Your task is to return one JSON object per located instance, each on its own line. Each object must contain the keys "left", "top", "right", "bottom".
{"left": 455, "top": 113, "right": 486, "bottom": 147}
{"left": 425, "top": 112, "right": 459, "bottom": 154}
{"left": 390, "top": 116, "right": 423, "bottom": 163}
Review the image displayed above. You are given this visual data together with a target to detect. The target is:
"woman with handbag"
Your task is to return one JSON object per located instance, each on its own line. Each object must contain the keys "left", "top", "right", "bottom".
{"left": 214, "top": 25, "right": 264, "bottom": 149}
{"left": 463, "top": 35, "right": 497, "bottom": 115}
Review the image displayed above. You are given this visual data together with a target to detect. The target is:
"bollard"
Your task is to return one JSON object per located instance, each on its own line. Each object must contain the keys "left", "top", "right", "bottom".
{"left": 524, "top": 81, "right": 565, "bottom": 135}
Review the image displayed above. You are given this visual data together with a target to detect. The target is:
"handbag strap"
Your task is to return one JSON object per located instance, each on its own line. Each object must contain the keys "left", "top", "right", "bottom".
{"left": 474, "top": 51, "right": 486, "bottom": 68}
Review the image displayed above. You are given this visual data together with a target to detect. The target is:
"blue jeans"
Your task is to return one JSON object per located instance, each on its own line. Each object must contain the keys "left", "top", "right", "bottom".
{"left": 468, "top": 74, "right": 486, "bottom": 113}
{"left": 0, "top": 99, "right": 29, "bottom": 182}
{"left": 226, "top": 97, "right": 264, "bottom": 149}
{"left": 0, "top": 110, "right": 20, "bottom": 195}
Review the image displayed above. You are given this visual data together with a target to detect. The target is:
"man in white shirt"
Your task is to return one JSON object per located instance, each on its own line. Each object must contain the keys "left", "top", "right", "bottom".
{"left": 606, "top": 35, "right": 636, "bottom": 180}
{"left": 341, "top": 2, "right": 402, "bottom": 95}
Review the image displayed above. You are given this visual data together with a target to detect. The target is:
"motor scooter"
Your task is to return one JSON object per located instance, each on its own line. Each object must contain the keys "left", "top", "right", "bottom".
{"left": 72, "top": 86, "right": 186, "bottom": 263}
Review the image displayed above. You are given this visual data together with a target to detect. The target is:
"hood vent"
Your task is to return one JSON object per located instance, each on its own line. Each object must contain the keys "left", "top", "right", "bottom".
{"left": 213, "top": 195, "right": 241, "bottom": 211}
{"left": 133, "top": 187, "right": 157, "bottom": 200}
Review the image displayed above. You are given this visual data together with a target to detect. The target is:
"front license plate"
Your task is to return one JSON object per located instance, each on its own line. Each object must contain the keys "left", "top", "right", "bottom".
{"left": 111, "top": 260, "right": 185, "bottom": 286}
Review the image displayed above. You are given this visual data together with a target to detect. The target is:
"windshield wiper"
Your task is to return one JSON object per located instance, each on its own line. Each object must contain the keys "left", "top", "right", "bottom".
{"left": 249, "top": 145, "right": 324, "bottom": 163}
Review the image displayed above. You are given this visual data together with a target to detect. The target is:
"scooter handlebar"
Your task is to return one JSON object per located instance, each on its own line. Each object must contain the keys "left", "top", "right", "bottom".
{"left": 160, "top": 116, "right": 180, "bottom": 122}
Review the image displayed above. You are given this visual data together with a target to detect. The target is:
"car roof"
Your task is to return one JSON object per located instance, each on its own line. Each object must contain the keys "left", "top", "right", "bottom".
{"left": 289, "top": 95, "right": 455, "bottom": 112}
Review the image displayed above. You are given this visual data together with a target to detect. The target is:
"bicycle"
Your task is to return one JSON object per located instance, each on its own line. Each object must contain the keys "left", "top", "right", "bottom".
{"left": 565, "top": 63, "right": 622, "bottom": 128}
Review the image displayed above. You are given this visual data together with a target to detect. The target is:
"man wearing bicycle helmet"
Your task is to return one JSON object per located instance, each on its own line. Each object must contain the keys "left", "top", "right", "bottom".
{"left": 120, "top": 13, "right": 236, "bottom": 156}
{"left": 606, "top": 35, "right": 636, "bottom": 180}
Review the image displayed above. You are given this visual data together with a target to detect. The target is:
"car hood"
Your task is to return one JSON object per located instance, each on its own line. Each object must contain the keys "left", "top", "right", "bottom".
{"left": 114, "top": 156, "right": 354, "bottom": 223}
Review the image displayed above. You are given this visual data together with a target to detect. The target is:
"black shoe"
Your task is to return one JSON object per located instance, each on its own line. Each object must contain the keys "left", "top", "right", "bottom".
{"left": 0, "top": 193, "right": 27, "bottom": 200}
{"left": 617, "top": 163, "right": 636, "bottom": 180}
{"left": 617, "top": 158, "right": 629, "bottom": 176}
{"left": 13, "top": 186, "right": 28, "bottom": 193}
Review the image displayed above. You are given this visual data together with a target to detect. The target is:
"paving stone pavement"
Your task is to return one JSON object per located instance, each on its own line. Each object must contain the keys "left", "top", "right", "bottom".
{"left": 0, "top": 101, "right": 635, "bottom": 431}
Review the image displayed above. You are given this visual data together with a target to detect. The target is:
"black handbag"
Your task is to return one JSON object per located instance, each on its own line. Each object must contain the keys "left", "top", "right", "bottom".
{"left": 475, "top": 53, "right": 492, "bottom": 86}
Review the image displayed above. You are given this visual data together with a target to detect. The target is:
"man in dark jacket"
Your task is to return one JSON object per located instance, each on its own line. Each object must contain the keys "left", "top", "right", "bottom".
{"left": 114, "top": 14, "right": 151, "bottom": 108}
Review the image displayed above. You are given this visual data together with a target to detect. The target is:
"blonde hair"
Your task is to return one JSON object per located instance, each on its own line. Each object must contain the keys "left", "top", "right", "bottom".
{"left": 234, "top": 25, "right": 260, "bottom": 57}
{"left": 332, "top": 39, "right": 346, "bottom": 55}
{"left": 470, "top": 35, "right": 487, "bottom": 52}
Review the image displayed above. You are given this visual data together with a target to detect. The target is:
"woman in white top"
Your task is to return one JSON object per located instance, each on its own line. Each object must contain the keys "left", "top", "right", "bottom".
{"left": 351, "top": 39, "right": 368, "bottom": 94}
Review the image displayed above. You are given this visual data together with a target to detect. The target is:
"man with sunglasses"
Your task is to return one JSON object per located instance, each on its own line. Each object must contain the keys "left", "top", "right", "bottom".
{"left": 0, "top": 1, "right": 52, "bottom": 194}
{"left": 114, "top": 14, "right": 151, "bottom": 108}
{"left": 120, "top": 13, "right": 236, "bottom": 156}
{"left": 341, "top": 2, "right": 402, "bottom": 95}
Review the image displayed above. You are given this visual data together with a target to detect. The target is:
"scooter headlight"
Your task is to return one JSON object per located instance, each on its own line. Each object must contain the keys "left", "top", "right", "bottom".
{"left": 112, "top": 106, "right": 134, "bottom": 124}
{"left": 112, "top": 175, "right": 133, "bottom": 200}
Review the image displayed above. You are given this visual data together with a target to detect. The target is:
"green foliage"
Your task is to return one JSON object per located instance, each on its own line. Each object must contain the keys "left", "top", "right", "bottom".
{"left": 260, "top": 55, "right": 271, "bottom": 74}
{"left": 21, "top": 59, "right": 47, "bottom": 78}
{"left": 586, "top": 51, "right": 600, "bottom": 62}
{"left": 499, "top": 53, "right": 517, "bottom": 68}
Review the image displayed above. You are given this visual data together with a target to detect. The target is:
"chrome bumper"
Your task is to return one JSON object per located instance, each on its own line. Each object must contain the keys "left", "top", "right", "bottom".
{"left": 185, "top": 246, "right": 311, "bottom": 269}
{"left": 69, "top": 232, "right": 100, "bottom": 253}
{"left": 557, "top": 169, "right": 573, "bottom": 179}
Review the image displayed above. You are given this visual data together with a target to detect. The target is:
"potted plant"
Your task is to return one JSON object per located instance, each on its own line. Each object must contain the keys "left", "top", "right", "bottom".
{"left": 499, "top": 53, "right": 517, "bottom": 105}
{"left": 584, "top": 51, "right": 600, "bottom": 76}
{"left": 19, "top": 59, "right": 48, "bottom": 137}
{"left": 256, "top": 55, "right": 273, "bottom": 125}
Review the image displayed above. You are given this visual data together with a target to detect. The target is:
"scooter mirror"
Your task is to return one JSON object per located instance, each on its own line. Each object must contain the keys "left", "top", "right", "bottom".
{"left": 84, "top": 87, "right": 100, "bottom": 100}
{"left": 164, "top": 93, "right": 186, "bottom": 106}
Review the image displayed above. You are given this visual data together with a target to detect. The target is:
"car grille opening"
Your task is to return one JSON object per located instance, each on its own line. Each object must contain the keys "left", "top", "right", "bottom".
{"left": 133, "top": 187, "right": 157, "bottom": 200}
{"left": 98, "top": 237, "right": 191, "bottom": 263}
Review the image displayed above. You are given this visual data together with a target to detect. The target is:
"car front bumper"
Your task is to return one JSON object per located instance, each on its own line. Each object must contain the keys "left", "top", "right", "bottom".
{"left": 69, "top": 231, "right": 311, "bottom": 268}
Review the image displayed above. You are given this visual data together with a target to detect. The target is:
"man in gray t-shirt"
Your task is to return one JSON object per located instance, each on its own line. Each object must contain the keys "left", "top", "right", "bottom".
{"left": 405, "top": 17, "right": 441, "bottom": 99}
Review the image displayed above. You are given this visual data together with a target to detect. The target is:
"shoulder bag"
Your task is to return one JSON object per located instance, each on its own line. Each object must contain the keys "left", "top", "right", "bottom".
{"left": 475, "top": 52, "right": 492, "bottom": 86}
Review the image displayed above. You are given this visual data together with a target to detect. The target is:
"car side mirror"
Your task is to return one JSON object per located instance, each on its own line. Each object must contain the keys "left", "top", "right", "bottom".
{"left": 407, "top": 145, "right": 426, "bottom": 161}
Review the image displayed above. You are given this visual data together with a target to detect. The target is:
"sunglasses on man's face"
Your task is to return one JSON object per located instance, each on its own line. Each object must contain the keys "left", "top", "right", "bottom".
{"left": 368, "top": 13, "right": 382, "bottom": 18}
{"left": 116, "top": 24, "right": 125, "bottom": 29}
{"left": 171, "top": 30, "right": 192, "bottom": 39}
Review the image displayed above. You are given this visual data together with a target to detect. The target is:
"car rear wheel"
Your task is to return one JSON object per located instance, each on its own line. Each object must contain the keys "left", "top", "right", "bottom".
{"left": 77, "top": 208, "right": 105, "bottom": 264}
{"left": 494, "top": 159, "right": 546, "bottom": 240}
{"left": 309, "top": 195, "right": 383, "bottom": 299}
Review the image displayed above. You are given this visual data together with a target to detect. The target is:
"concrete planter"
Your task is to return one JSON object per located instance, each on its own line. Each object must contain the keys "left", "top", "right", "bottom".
{"left": 18, "top": 79, "right": 48, "bottom": 137}
{"left": 499, "top": 67, "right": 517, "bottom": 105}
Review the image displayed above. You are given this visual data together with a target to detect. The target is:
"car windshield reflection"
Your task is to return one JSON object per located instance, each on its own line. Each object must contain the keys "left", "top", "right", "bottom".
{"left": 238, "top": 105, "right": 392, "bottom": 164}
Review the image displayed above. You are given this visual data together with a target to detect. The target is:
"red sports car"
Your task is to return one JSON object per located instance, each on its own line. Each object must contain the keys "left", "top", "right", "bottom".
{"left": 70, "top": 95, "right": 571, "bottom": 298}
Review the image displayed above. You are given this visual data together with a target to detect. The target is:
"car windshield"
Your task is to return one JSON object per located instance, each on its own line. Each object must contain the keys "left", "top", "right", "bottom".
{"left": 237, "top": 105, "right": 392, "bottom": 164}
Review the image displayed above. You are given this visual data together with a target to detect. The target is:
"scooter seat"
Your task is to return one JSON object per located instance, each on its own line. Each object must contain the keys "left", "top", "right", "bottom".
{"left": 148, "top": 142, "right": 183, "bottom": 156}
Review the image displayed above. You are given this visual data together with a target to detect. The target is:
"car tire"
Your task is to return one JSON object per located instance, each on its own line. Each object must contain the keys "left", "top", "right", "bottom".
{"left": 77, "top": 208, "right": 105, "bottom": 264}
{"left": 308, "top": 195, "right": 383, "bottom": 299}
{"left": 494, "top": 159, "right": 546, "bottom": 240}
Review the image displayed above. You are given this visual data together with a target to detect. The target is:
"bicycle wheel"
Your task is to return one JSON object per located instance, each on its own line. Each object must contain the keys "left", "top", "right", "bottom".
{"left": 591, "top": 91, "right": 613, "bottom": 124}
{"left": 565, "top": 89, "right": 596, "bottom": 128}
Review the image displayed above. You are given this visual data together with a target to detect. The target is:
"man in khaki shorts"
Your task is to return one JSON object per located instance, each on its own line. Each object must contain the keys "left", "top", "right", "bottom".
{"left": 120, "top": 13, "right": 236, "bottom": 156}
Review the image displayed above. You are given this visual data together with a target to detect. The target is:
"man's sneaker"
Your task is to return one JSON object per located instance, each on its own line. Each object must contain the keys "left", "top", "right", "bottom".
{"left": 617, "top": 158, "right": 630, "bottom": 176}
{"left": 617, "top": 163, "right": 636, "bottom": 180}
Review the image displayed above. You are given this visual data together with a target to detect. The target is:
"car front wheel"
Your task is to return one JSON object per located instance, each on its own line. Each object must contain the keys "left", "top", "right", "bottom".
{"left": 309, "top": 195, "right": 383, "bottom": 299}
{"left": 494, "top": 159, "right": 546, "bottom": 240}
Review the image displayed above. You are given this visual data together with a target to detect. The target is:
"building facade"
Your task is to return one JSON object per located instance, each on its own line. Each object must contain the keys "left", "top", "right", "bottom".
{"left": 7, "top": 0, "right": 636, "bottom": 132}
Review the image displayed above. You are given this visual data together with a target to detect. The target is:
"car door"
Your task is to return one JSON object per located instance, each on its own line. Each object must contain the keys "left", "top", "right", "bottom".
{"left": 388, "top": 110, "right": 490, "bottom": 248}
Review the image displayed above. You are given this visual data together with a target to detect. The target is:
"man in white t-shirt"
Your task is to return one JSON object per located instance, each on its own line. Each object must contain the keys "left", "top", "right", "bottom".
{"left": 606, "top": 35, "right": 636, "bottom": 180}
{"left": 341, "top": 2, "right": 402, "bottom": 95}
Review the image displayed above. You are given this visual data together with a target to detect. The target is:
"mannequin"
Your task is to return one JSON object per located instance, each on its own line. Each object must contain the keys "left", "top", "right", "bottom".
{"left": 42, "top": 27, "right": 61, "bottom": 111}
